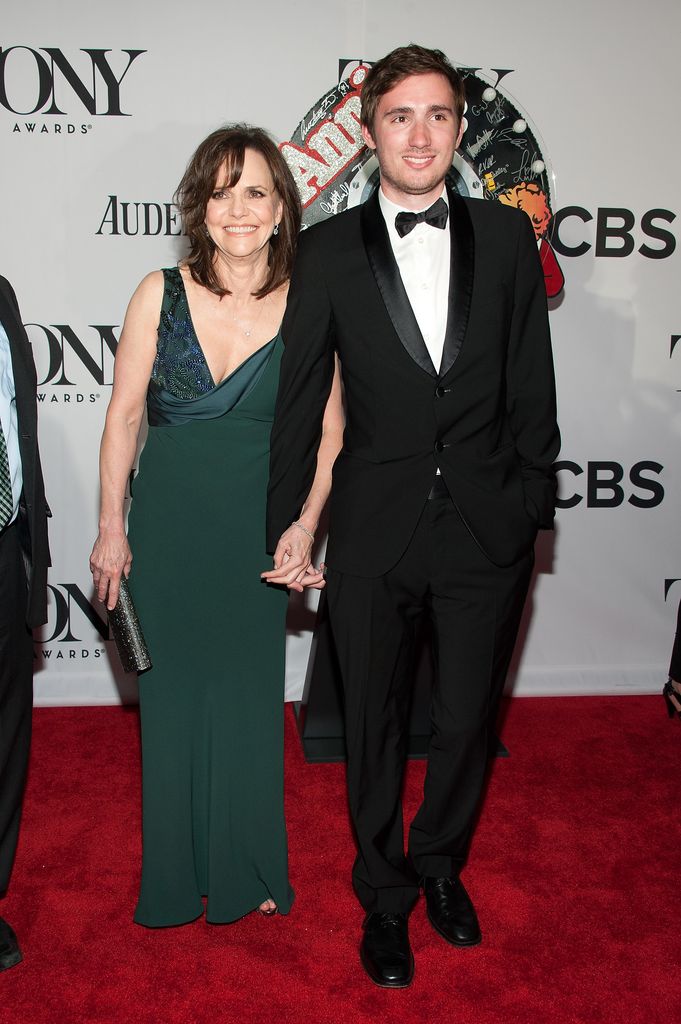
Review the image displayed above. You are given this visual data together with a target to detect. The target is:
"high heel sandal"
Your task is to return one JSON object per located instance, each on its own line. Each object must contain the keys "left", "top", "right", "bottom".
{"left": 663, "top": 679, "right": 681, "bottom": 719}
{"left": 258, "top": 901, "right": 277, "bottom": 917}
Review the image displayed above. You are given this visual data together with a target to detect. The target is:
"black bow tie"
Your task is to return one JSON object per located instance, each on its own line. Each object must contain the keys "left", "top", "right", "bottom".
{"left": 394, "top": 197, "right": 449, "bottom": 238}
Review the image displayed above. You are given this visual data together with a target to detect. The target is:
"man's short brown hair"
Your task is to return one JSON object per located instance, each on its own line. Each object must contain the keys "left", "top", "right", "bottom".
{"left": 360, "top": 44, "right": 465, "bottom": 134}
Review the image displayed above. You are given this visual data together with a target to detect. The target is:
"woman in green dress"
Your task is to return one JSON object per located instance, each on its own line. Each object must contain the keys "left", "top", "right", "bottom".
{"left": 89, "top": 126, "right": 343, "bottom": 926}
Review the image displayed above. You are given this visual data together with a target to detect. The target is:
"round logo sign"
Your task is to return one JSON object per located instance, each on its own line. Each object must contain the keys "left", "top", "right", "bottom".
{"left": 281, "top": 63, "right": 564, "bottom": 297}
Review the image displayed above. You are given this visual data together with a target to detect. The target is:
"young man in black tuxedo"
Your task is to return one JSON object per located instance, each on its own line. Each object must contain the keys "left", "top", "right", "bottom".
{"left": 0, "top": 276, "right": 50, "bottom": 971}
{"left": 265, "top": 45, "right": 560, "bottom": 987}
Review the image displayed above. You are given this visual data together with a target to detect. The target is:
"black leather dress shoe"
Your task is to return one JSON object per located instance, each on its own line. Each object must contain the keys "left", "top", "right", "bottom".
{"left": 360, "top": 912, "right": 414, "bottom": 988}
{"left": 423, "top": 876, "right": 482, "bottom": 947}
{"left": 0, "top": 917, "right": 23, "bottom": 972}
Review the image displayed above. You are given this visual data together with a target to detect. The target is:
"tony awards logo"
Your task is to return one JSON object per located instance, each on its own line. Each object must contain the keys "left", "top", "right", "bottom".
{"left": 0, "top": 46, "right": 147, "bottom": 134}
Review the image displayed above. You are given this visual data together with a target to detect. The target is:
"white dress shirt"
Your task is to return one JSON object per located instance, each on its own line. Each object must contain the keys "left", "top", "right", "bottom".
{"left": 378, "top": 186, "right": 451, "bottom": 374}
{"left": 0, "top": 320, "right": 22, "bottom": 526}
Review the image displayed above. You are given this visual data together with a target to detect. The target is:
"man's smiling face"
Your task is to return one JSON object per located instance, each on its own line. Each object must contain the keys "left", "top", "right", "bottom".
{"left": 362, "top": 72, "right": 464, "bottom": 211}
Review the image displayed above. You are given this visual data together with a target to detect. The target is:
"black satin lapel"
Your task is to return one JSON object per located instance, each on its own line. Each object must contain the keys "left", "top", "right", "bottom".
{"left": 440, "top": 189, "right": 474, "bottom": 378}
{"left": 360, "top": 191, "right": 437, "bottom": 378}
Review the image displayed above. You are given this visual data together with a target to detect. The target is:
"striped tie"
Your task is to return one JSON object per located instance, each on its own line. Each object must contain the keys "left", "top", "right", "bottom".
{"left": 0, "top": 422, "right": 13, "bottom": 530}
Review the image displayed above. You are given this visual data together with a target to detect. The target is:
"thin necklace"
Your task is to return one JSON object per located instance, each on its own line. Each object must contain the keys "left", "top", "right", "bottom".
{"left": 228, "top": 292, "right": 268, "bottom": 338}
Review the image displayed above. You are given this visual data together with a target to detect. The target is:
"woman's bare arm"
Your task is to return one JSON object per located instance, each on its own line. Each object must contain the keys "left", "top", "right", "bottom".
{"left": 262, "top": 356, "right": 344, "bottom": 592}
{"left": 89, "top": 272, "right": 163, "bottom": 609}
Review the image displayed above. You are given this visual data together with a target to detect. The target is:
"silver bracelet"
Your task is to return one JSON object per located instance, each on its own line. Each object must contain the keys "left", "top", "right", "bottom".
{"left": 292, "top": 520, "right": 315, "bottom": 542}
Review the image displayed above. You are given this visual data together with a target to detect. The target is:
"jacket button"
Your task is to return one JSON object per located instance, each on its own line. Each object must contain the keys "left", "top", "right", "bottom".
{"left": 435, "top": 386, "right": 446, "bottom": 398}
{"left": 435, "top": 440, "right": 449, "bottom": 453}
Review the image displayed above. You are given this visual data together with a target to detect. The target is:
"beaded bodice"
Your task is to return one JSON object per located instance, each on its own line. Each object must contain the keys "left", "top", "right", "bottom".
{"left": 151, "top": 267, "right": 215, "bottom": 399}
{"left": 145, "top": 267, "right": 281, "bottom": 428}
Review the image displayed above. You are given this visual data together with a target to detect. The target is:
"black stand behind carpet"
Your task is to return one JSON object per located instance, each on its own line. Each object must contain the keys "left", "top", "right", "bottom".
{"left": 294, "top": 592, "right": 509, "bottom": 763}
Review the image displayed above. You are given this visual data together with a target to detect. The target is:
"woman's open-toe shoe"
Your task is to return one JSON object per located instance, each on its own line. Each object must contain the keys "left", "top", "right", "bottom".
{"left": 258, "top": 900, "right": 277, "bottom": 917}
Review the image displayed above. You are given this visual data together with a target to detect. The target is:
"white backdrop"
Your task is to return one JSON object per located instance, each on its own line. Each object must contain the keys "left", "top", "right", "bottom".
{"left": 2, "top": 0, "right": 679, "bottom": 705}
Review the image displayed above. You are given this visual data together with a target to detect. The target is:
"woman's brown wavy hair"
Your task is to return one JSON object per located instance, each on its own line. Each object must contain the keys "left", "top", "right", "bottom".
{"left": 175, "top": 124, "right": 301, "bottom": 298}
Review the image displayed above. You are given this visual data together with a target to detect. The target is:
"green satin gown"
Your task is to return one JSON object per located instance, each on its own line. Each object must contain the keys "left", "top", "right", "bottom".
{"left": 127, "top": 267, "right": 293, "bottom": 926}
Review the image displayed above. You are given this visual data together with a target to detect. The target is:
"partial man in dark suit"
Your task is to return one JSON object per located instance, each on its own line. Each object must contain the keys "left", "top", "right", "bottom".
{"left": 265, "top": 45, "right": 560, "bottom": 987}
{"left": 0, "top": 276, "right": 50, "bottom": 971}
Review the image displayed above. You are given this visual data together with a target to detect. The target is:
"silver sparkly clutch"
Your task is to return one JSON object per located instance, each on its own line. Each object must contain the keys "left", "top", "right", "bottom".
{"left": 108, "top": 576, "right": 152, "bottom": 673}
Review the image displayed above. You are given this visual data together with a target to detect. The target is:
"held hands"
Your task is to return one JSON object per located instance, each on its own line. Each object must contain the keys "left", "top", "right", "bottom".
{"left": 89, "top": 528, "right": 133, "bottom": 611}
{"left": 261, "top": 522, "right": 325, "bottom": 593}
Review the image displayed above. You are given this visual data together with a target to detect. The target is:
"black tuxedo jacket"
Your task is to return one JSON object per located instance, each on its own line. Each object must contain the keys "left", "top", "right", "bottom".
{"left": 267, "top": 187, "right": 560, "bottom": 576}
{"left": 0, "top": 276, "right": 50, "bottom": 627}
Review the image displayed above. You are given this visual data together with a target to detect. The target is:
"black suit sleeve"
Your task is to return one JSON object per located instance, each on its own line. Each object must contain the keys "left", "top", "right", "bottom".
{"left": 505, "top": 213, "right": 560, "bottom": 528}
{"left": 266, "top": 229, "right": 336, "bottom": 553}
{"left": 0, "top": 276, "right": 19, "bottom": 310}
{"left": 0, "top": 275, "right": 50, "bottom": 626}
{"left": 669, "top": 599, "right": 681, "bottom": 681}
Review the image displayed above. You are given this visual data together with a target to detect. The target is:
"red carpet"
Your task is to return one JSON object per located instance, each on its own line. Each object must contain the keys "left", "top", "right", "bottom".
{"left": 2, "top": 697, "right": 680, "bottom": 1023}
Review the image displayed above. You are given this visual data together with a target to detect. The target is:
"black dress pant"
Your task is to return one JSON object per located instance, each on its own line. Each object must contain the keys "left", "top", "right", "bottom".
{"left": 0, "top": 520, "right": 33, "bottom": 895}
{"left": 325, "top": 489, "right": 533, "bottom": 914}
